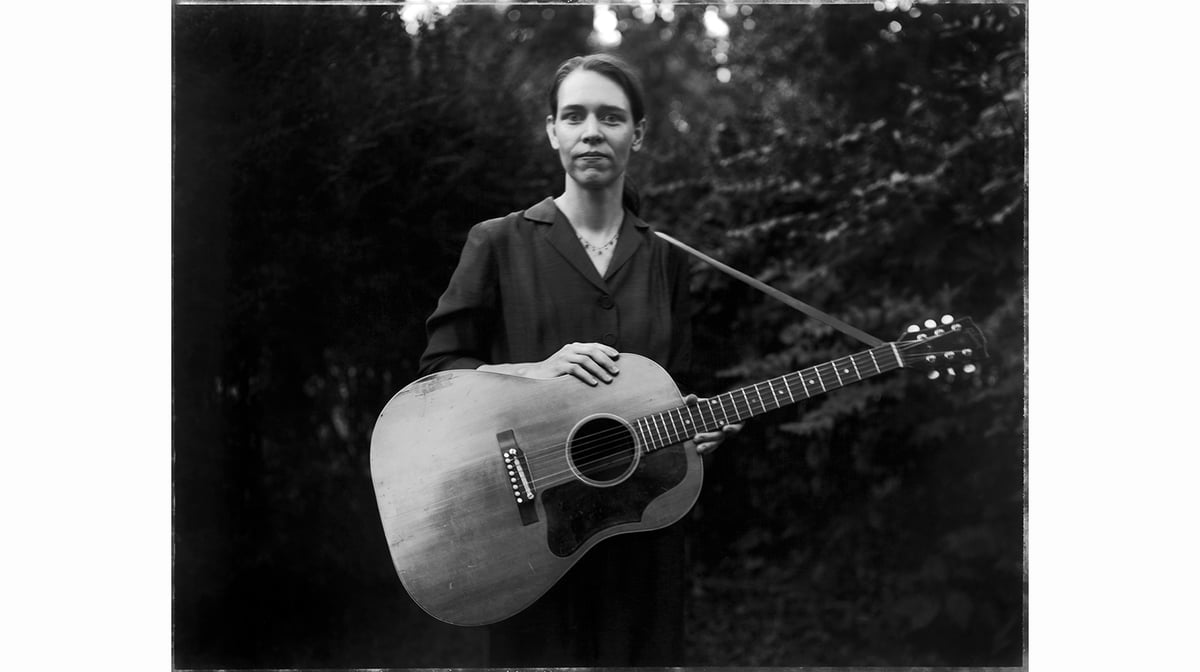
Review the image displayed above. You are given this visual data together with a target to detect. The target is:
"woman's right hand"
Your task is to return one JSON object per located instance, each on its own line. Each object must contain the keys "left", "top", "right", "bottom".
{"left": 479, "top": 342, "right": 621, "bottom": 386}
{"left": 528, "top": 342, "right": 621, "bottom": 385}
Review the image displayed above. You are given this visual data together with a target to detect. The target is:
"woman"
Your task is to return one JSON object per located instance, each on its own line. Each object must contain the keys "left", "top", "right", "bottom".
{"left": 418, "top": 53, "right": 739, "bottom": 666}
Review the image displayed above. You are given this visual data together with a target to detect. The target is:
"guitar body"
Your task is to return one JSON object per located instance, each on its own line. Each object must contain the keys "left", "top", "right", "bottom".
{"left": 369, "top": 354, "right": 702, "bottom": 626}
{"left": 370, "top": 317, "right": 989, "bottom": 627}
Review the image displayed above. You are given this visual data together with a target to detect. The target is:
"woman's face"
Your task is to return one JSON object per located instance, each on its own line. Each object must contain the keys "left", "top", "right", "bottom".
{"left": 546, "top": 69, "right": 645, "bottom": 192}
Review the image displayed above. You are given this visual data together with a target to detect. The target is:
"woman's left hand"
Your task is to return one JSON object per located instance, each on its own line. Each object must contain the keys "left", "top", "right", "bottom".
{"left": 683, "top": 394, "right": 744, "bottom": 455}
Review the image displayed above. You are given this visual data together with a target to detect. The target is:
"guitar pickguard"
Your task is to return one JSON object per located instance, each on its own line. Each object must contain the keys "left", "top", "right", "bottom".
{"left": 539, "top": 445, "right": 689, "bottom": 557}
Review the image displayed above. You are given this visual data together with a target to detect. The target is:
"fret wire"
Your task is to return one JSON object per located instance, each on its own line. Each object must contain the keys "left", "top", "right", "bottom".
{"left": 666, "top": 408, "right": 680, "bottom": 440}
{"left": 656, "top": 411, "right": 669, "bottom": 445}
{"left": 784, "top": 372, "right": 801, "bottom": 400}
{"left": 625, "top": 345, "right": 913, "bottom": 457}
{"left": 711, "top": 396, "right": 723, "bottom": 426}
{"left": 699, "top": 398, "right": 715, "bottom": 432}
{"left": 643, "top": 417, "right": 658, "bottom": 452}
{"left": 718, "top": 394, "right": 733, "bottom": 426}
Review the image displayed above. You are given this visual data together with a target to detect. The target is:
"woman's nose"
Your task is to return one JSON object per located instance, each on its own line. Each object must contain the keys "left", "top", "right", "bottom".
{"left": 582, "top": 115, "right": 602, "bottom": 141}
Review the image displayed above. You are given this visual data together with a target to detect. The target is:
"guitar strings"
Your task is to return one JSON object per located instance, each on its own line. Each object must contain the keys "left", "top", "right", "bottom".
{"left": 519, "top": 339, "right": 950, "bottom": 488}
{"left": 525, "top": 349, "right": 892, "bottom": 465}
{"left": 416, "top": 336, "right": 965, "bottom": 511}
{"left": 523, "top": 355, "right": 885, "bottom": 482}
{"left": 522, "top": 368, "right": 870, "bottom": 486}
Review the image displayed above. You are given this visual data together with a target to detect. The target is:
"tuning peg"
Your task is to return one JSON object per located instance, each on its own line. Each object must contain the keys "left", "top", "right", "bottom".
{"left": 941, "top": 314, "right": 954, "bottom": 325}
{"left": 946, "top": 367, "right": 957, "bottom": 379}
{"left": 963, "top": 363, "right": 977, "bottom": 374}
{"left": 927, "top": 370, "right": 940, "bottom": 380}
{"left": 924, "top": 318, "right": 937, "bottom": 329}
{"left": 907, "top": 324, "right": 921, "bottom": 333}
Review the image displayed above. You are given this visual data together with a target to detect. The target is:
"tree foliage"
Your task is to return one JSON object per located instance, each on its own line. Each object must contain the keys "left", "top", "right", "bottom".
{"left": 174, "top": 3, "right": 1025, "bottom": 667}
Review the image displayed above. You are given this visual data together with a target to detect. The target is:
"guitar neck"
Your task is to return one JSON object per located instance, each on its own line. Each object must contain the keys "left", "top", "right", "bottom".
{"left": 634, "top": 342, "right": 903, "bottom": 453}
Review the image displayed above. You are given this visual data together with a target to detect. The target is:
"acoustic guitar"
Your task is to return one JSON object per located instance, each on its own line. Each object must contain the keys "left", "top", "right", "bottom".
{"left": 370, "top": 316, "right": 986, "bottom": 626}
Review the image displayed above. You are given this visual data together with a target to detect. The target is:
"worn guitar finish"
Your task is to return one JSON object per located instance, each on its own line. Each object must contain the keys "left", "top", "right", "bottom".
{"left": 371, "top": 356, "right": 700, "bottom": 627}
{"left": 370, "top": 317, "right": 986, "bottom": 626}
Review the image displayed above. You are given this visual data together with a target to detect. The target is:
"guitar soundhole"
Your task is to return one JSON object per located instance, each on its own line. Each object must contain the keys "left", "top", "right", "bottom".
{"left": 566, "top": 414, "right": 639, "bottom": 486}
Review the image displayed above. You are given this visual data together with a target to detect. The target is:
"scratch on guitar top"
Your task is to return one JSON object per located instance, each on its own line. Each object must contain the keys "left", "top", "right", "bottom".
{"left": 528, "top": 562, "right": 535, "bottom": 574}
{"left": 412, "top": 374, "right": 454, "bottom": 398}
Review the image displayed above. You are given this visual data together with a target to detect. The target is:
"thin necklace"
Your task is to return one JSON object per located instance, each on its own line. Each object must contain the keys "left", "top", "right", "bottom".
{"left": 577, "top": 229, "right": 619, "bottom": 256}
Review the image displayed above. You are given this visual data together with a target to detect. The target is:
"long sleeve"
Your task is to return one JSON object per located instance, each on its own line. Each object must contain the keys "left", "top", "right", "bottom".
{"left": 418, "top": 223, "right": 498, "bottom": 375}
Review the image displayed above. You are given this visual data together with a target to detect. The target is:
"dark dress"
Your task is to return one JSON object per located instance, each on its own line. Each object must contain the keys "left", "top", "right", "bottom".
{"left": 418, "top": 197, "right": 694, "bottom": 666}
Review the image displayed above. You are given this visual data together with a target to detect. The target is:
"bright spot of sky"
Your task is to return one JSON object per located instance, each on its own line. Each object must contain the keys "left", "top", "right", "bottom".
{"left": 704, "top": 6, "right": 730, "bottom": 39}
{"left": 593, "top": 2, "right": 622, "bottom": 47}
{"left": 639, "top": 0, "right": 656, "bottom": 24}
{"left": 660, "top": 1, "right": 676, "bottom": 23}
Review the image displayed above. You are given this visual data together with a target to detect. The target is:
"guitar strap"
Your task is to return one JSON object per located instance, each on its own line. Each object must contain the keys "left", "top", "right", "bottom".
{"left": 654, "top": 230, "right": 884, "bottom": 348}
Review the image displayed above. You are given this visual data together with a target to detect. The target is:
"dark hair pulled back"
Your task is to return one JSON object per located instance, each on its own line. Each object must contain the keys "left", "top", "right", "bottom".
{"left": 547, "top": 54, "right": 646, "bottom": 215}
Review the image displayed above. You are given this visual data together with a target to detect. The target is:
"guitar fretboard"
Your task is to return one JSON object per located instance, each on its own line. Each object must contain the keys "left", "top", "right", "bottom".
{"left": 633, "top": 343, "right": 902, "bottom": 453}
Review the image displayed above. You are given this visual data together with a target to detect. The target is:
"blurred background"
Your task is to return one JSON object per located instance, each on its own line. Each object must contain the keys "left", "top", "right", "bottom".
{"left": 173, "top": 1, "right": 1025, "bottom": 667}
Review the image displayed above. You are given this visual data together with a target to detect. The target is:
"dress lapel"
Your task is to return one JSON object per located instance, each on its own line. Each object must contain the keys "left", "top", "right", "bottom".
{"left": 528, "top": 198, "right": 608, "bottom": 292}
{"left": 604, "top": 212, "right": 648, "bottom": 280}
{"left": 526, "top": 197, "right": 650, "bottom": 289}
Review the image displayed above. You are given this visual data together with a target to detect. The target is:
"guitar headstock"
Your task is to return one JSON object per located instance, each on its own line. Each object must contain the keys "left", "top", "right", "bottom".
{"left": 894, "top": 315, "right": 988, "bottom": 381}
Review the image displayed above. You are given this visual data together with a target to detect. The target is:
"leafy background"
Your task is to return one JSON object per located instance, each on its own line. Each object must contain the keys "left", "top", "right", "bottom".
{"left": 173, "top": 1, "right": 1025, "bottom": 667}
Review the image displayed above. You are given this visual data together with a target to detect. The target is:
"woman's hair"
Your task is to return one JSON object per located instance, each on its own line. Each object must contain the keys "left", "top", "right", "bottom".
{"left": 547, "top": 54, "right": 647, "bottom": 215}
{"left": 547, "top": 53, "right": 646, "bottom": 124}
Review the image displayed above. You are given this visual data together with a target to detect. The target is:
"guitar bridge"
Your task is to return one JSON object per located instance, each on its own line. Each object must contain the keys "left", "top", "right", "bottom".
{"left": 497, "top": 430, "right": 538, "bottom": 525}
